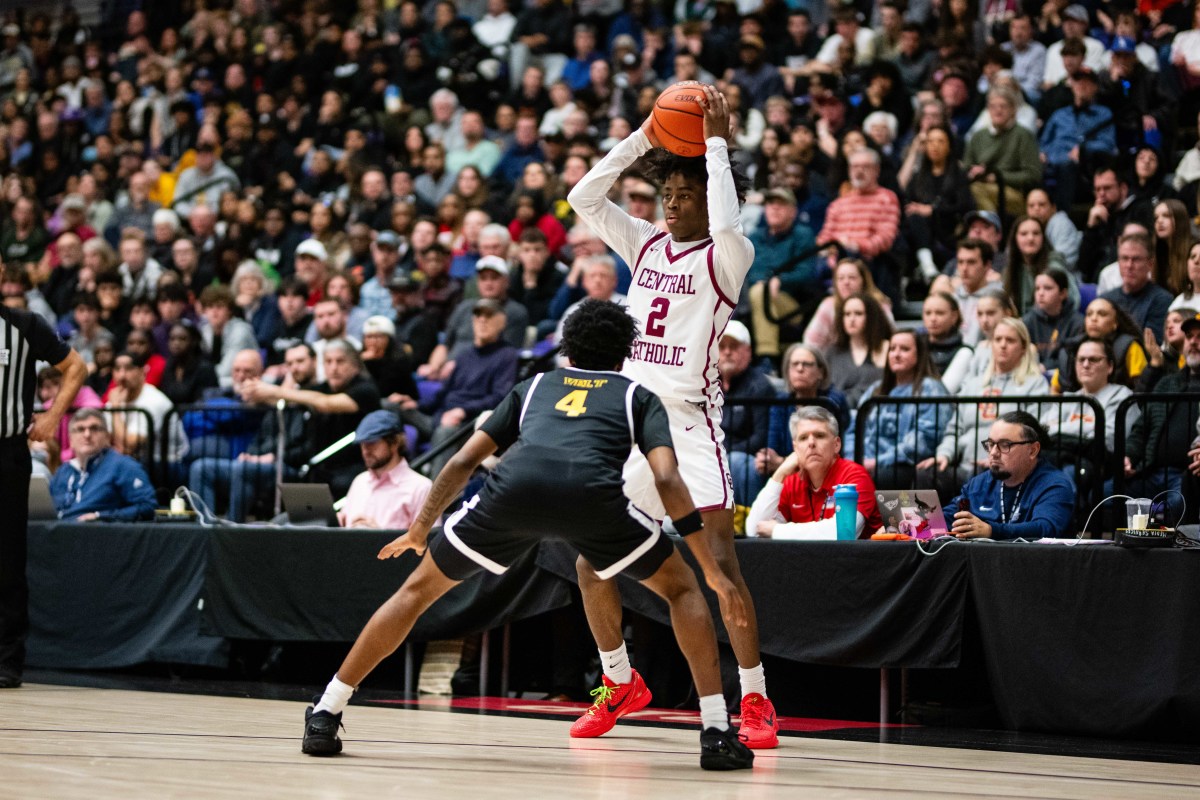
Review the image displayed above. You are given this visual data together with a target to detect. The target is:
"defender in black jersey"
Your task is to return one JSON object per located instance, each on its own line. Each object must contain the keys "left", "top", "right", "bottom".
{"left": 301, "top": 301, "right": 754, "bottom": 771}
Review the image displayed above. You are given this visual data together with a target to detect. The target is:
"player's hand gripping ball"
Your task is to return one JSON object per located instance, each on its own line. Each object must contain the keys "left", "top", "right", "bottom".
{"left": 651, "top": 81, "right": 707, "bottom": 157}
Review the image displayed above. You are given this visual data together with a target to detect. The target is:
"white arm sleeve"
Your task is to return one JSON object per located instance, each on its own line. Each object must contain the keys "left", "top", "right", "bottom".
{"left": 566, "top": 130, "right": 663, "bottom": 266}
{"left": 745, "top": 479, "right": 786, "bottom": 538}
{"left": 940, "top": 347, "right": 974, "bottom": 394}
{"left": 704, "top": 137, "right": 755, "bottom": 301}
{"left": 772, "top": 511, "right": 866, "bottom": 541}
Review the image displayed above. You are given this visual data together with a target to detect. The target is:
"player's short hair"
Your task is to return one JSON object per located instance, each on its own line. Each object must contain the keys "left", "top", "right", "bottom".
{"left": 560, "top": 299, "right": 640, "bottom": 370}
{"left": 639, "top": 149, "right": 750, "bottom": 204}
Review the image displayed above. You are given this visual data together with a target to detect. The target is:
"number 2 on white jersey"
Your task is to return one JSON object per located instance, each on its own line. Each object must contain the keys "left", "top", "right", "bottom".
{"left": 554, "top": 389, "right": 589, "bottom": 417}
{"left": 646, "top": 297, "right": 670, "bottom": 337}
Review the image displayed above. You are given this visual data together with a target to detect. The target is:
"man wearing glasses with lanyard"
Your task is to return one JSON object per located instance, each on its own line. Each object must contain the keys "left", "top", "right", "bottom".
{"left": 945, "top": 410, "right": 1075, "bottom": 539}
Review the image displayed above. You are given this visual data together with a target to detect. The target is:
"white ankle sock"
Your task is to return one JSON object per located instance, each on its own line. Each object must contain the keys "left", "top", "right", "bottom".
{"left": 699, "top": 693, "right": 730, "bottom": 731}
{"left": 314, "top": 675, "right": 356, "bottom": 715}
{"left": 738, "top": 664, "right": 767, "bottom": 699}
{"left": 599, "top": 643, "right": 632, "bottom": 684}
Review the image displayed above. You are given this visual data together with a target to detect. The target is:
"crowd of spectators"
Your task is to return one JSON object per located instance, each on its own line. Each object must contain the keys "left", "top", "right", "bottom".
{"left": 9, "top": 0, "right": 1200, "bottom": 534}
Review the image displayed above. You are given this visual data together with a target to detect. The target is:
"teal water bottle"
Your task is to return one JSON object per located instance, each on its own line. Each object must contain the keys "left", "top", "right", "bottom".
{"left": 834, "top": 484, "right": 858, "bottom": 540}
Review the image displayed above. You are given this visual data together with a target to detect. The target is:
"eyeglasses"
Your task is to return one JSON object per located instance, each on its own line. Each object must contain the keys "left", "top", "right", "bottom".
{"left": 1075, "top": 355, "right": 1106, "bottom": 365}
{"left": 70, "top": 425, "right": 106, "bottom": 434}
{"left": 980, "top": 439, "right": 1036, "bottom": 454}
{"left": 792, "top": 360, "right": 819, "bottom": 370}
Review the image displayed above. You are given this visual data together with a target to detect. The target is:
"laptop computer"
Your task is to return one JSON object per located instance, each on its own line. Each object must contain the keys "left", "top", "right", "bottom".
{"left": 28, "top": 474, "right": 57, "bottom": 521}
{"left": 280, "top": 483, "right": 337, "bottom": 527}
{"left": 874, "top": 489, "right": 948, "bottom": 540}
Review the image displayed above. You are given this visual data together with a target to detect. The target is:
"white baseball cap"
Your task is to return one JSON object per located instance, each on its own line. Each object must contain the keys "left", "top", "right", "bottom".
{"left": 720, "top": 320, "right": 751, "bottom": 346}
{"left": 295, "top": 239, "right": 328, "bottom": 261}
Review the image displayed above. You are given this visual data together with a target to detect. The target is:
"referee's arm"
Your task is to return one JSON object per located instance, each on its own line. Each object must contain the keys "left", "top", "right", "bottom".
{"left": 28, "top": 349, "right": 87, "bottom": 443}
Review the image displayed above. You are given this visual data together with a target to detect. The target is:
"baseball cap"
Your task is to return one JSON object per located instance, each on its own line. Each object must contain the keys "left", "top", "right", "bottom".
{"left": 362, "top": 315, "right": 396, "bottom": 338}
{"left": 60, "top": 194, "right": 86, "bottom": 212}
{"left": 2, "top": 24, "right": 19, "bottom": 37}
{"left": 1181, "top": 314, "right": 1200, "bottom": 335}
{"left": 295, "top": 239, "right": 328, "bottom": 261}
{"left": 1062, "top": 4, "right": 1088, "bottom": 22}
{"left": 473, "top": 297, "right": 504, "bottom": 316}
{"left": 375, "top": 230, "right": 400, "bottom": 249}
{"left": 720, "top": 320, "right": 752, "bottom": 346}
{"left": 964, "top": 210, "right": 1001, "bottom": 232}
{"left": 1110, "top": 36, "right": 1136, "bottom": 54}
{"left": 1072, "top": 66, "right": 1100, "bottom": 82}
{"left": 475, "top": 255, "right": 509, "bottom": 276}
{"left": 763, "top": 188, "right": 797, "bottom": 206}
{"left": 354, "top": 410, "right": 405, "bottom": 444}
{"left": 388, "top": 270, "right": 422, "bottom": 291}
{"left": 193, "top": 66, "right": 214, "bottom": 81}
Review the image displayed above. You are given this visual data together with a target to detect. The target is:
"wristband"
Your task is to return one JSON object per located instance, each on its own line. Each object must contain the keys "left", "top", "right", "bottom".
{"left": 674, "top": 510, "right": 704, "bottom": 536}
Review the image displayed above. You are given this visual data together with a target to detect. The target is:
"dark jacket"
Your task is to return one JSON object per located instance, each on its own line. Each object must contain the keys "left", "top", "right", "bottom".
{"left": 1127, "top": 367, "right": 1200, "bottom": 471}
{"left": 1024, "top": 302, "right": 1084, "bottom": 368}
{"left": 427, "top": 340, "right": 519, "bottom": 416}
{"left": 721, "top": 367, "right": 775, "bottom": 456}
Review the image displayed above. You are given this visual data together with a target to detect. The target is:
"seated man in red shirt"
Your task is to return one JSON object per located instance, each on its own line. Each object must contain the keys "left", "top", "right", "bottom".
{"left": 745, "top": 406, "right": 882, "bottom": 539}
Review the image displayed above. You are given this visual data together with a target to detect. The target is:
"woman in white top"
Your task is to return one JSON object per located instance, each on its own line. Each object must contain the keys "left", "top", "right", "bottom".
{"left": 1169, "top": 241, "right": 1200, "bottom": 312}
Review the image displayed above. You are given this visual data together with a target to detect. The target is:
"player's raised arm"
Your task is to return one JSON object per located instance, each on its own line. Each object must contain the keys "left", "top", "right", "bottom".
{"left": 698, "top": 85, "right": 754, "bottom": 296}
{"left": 566, "top": 122, "right": 662, "bottom": 265}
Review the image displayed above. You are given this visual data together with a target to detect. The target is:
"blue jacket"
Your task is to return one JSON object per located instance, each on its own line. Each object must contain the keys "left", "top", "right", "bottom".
{"left": 944, "top": 458, "right": 1075, "bottom": 540}
{"left": 1040, "top": 103, "right": 1116, "bottom": 165}
{"left": 50, "top": 448, "right": 157, "bottom": 522}
{"left": 854, "top": 378, "right": 951, "bottom": 469}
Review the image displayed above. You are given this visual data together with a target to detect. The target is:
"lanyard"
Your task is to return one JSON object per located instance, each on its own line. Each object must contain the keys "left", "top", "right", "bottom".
{"left": 806, "top": 483, "right": 832, "bottom": 523}
{"left": 1000, "top": 483, "right": 1023, "bottom": 524}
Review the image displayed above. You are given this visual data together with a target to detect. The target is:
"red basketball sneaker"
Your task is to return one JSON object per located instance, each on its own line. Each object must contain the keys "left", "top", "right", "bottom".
{"left": 569, "top": 670, "right": 652, "bottom": 738}
{"left": 737, "top": 693, "right": 779, "bottom": 749}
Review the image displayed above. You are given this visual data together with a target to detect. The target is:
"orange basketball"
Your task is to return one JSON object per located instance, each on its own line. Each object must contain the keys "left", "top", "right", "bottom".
{"left": 651, "top": 81, "right": 707, "bottom": 157}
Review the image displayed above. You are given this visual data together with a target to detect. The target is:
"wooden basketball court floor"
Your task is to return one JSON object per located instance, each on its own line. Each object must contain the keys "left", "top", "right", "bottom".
{"left": 3, "top": 682, "right": 1200, "bottom": 799}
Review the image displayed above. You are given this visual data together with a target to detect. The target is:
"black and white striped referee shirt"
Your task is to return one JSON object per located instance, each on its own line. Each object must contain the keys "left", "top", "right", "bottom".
{"left": 0, "top": 306, "right": 70, "bottom": 440}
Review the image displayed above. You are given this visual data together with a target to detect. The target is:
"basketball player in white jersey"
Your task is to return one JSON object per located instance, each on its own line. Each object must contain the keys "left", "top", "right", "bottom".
{"left": 566, "top": 84, "right": 779, "bottom": 749}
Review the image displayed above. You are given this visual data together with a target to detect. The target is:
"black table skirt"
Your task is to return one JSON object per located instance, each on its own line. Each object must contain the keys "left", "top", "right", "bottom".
{"left": 27, "top": 522, "right": 227, "bottom": 669}
{"left": 202, "top": 526, "right": 572, "bottom": 642}
{"left": 25, "top": 523, "right": 1200, "bottom": 739}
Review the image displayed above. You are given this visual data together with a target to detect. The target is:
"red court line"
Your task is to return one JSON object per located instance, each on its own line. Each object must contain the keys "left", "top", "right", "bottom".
{"left": 366, "top": 695, "right": 914, "bottom": 733}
